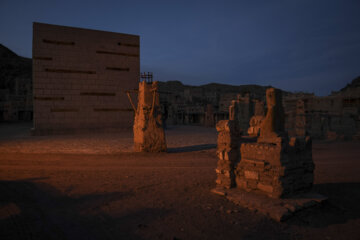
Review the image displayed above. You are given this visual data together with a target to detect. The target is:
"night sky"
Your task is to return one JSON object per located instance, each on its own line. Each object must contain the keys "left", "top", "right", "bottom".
{"left": 1, "top": 0, "right": 359, "bottom": 95}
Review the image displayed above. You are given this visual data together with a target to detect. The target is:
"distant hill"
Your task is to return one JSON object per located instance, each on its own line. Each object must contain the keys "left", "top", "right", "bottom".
{"left": 158, "top": 80, "right": 186, "bottom": 93}
{"left": 201, "top": 83, "right": 273, "bottom": 96}
{"left": 158, "top": 80, "right": 273, "bottom": 98}
{"left": 0, "top": 43, "right": 358, "bottom": 98}
{"left": 0, "top": 44, "right": 31, "bottom": 93}
{"left": 339, "top": 76, "right": 360, "bottom": 92}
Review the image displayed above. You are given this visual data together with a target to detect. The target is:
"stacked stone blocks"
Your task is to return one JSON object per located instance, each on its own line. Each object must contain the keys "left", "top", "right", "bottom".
{"left": 215, "top": 120, "right": 240, "bottom": 188}
{"left": 236, "top": 136, "right": 314, "bottom": 198}
{"left": 216, "top": 88, "right": 315, "bottom": 198}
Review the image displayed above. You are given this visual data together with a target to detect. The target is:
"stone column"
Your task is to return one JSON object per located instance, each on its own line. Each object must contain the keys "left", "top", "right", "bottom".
{"left": 133, "top": 81, "right": 167, "bottom": 152}
{"left": 258, "top": 88, "right": 285, "bottom": 141}
{"left": 215, "top": 120, "right": 240, "bottom": 188}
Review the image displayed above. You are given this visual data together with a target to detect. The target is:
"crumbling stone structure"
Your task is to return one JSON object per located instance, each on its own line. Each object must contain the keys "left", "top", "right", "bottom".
{"left": 283, "top": 78, "right": 360, "bottom": 140}
{"left": 132, "top": 81, "right": 166, "bottom": 152}
{"left": 215, "top": 120, "right": 240, "bottom": 188}
{"left": 228, "top": 94, "right": 253, "bottom": 132}
{"left": 216, "top": 88, "right": 314, "bottom": 198}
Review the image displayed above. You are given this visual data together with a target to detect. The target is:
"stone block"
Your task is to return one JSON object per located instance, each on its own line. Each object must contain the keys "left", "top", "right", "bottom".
{"left": 216, "top": 159, "right": 234, "bottom": 171}
{"left": 244, "top": 170, "right": 259, "bottom": 180}
{"left": 257, "top": 183, "right": 274, "bottom": 193}
{"left": 217, "top": 132, "right": 238, "bottom": 149}
{"left": 235, "top": 178, "right": 247, "bottom": 189}
{"left": 216, "top": 120, "right": 237, "bottom": 132}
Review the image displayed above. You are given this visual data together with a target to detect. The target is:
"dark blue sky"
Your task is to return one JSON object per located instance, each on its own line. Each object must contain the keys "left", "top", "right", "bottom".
{"left": 1, "top": 0, "right": 359, "bottom": 95}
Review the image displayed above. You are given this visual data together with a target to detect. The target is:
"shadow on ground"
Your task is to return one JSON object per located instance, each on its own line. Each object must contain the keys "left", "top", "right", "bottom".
{"left": 167, "top": 144, "right": 216, "bottom": 153}
{"left": 0, "top": 179, "right": 169, "bottom": 240}
{"left": 287, "top": 182, "right": 360, "bottom": 227}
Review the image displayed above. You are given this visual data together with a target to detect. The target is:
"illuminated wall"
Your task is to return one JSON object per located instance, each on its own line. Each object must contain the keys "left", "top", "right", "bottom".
{"left": 32, "top": 22, "right": 139, "bottom": 134}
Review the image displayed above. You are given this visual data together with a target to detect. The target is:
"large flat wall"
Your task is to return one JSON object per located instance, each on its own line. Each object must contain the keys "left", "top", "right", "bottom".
{"left": 32, "top": 22, "right": 139, "bottom": 134}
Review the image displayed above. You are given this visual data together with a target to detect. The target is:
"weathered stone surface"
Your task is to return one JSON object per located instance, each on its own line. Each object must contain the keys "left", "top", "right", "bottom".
{"left": 258, "top": 88, "right": 286, "bottom": 143}
{"left": 216, "top": 120, "right": 238, "bottom": 133}
{"left": 215, "top": 120, "right": 240, "bottom": 189}
{"left": 247, "top": 115, "right": 264, "bottom": 136}
{"left": 244, "top": 170, "right": 259, "bottom": 180}
{"left": 257, "top": 182, "right": 273, "bottom": 193}
{"left": 236, "top": 135, "right": 314, "bottom": 198}
{"left": 133, "top": 81, "right": 167, "bottom": 152}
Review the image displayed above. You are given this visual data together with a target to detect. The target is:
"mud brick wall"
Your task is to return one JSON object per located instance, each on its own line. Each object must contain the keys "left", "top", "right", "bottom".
{"left": 32, "top": 22, "right": 139, "bottom": 134}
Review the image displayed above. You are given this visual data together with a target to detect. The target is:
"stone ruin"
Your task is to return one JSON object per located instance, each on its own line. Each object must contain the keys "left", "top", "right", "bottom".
{"left": 214, "top": 88, "right": 324, "bottom": 221}
{"left": 129, "top": 80, "right": 167, "bottom": 152}
{"left": 216, "top": 88, "right": 314, "bottom": 198}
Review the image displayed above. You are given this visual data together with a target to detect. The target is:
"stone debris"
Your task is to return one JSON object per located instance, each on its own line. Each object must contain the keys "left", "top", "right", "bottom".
{"left": 133, "top": 81, "right": 167, "bottom": 152}
{"left": 212, "top": 187, "right": 327, "bottom": 222}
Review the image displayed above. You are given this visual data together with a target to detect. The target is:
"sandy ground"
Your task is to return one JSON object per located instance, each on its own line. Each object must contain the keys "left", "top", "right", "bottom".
{"left": 0, "top": 123, "right": 360, "bottom": 240}
{"left": 0, "top": 123, "right": 217, "bottom": 154}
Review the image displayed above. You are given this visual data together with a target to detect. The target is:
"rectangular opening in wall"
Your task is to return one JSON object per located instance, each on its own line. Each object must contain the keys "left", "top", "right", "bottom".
{"left": 43, "top": 39, "right": 75, "bottom": 45}
{"left": 106, "top": 67, "right": 130, "bottom": 71}
{"left": 94, "top": 108, "right": 133, "bottom": 112}
{"left": 96, "top": 50, "right": 139, "bottom": 57}
{"left": 118, "top": 42, "right": 139, "bottom": 48}
{"left": 51, "top": 108, "right": 79, "bottom": 112}
{"left": 45, "top": 68, "right": 96, "bottom": 74}
{"left": 80, "top": 92, "right": 116, "bottom": 96}
{"left": 34, "top": 96, "right": 64, "bottom": 101}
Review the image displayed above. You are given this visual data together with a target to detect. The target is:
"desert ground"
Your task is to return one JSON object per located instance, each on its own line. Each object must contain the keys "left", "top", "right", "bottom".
{"left": 0, "top": 123, "right": 359, "bottom": 240}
